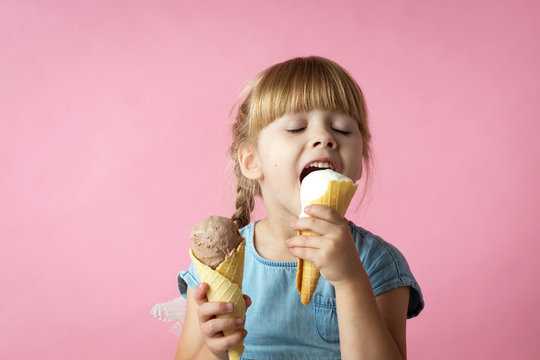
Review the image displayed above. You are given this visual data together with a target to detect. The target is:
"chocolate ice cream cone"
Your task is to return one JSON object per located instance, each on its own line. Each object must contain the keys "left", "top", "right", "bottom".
{"left": 190, "top": 240, "right": 246, "bottom": 360}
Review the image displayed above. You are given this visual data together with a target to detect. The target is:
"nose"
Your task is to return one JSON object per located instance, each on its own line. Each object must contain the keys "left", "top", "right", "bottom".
{"left": 310, "top": 131, "right": 336, "bottom": 149}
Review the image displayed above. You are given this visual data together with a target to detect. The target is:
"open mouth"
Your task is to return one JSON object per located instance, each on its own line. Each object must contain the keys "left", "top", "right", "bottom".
{"left": 299, "top": 166, "right": 332, "bottom": 184}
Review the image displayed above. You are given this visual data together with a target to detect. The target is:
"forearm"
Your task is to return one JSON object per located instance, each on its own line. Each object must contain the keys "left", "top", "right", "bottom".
{"left": 334, "top": 269, "right": 403, "bottom": 360}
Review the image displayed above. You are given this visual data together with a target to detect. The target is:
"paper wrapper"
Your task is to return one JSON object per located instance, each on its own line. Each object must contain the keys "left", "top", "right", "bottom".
{"left": 296, "top": 180, "right": 358, "bottom": 305}
{"left": 189, "top": 240, "right": 246, "bottom": 360}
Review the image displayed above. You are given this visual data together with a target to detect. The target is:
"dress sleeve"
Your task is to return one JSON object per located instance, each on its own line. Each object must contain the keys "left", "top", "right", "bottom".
{"left": 366, "top": 240, "right": 425, "bottom": 319}
{"left": 177, "top": 261, "right": 201, "bottom": 299}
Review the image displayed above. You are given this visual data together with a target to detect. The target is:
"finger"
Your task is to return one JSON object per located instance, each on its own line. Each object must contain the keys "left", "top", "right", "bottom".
{"left": 208, "top": 329, "right": 247, "bottom": 352}
{"left": 286, "top": 235, "right": 321, "bottom": 249}
{"left": 304, "top": 204, "right": 344, "bottom": 225}
{"left": 291, "top": 216, "right": 338, "bottom": 236}
{"left": 194, "top": 283, "right": 209, "bottom": 306}
{"left": 288, "top": 245, "right": 318, "bottom": 263}
{"left": 202, "top": 316, "right": 245, "bottom": 338}
{"left": 197, "top": 293, "right": 234, "bottom": 323}
{"left": 243, "top": 294, "right": 252, "bottom": 307}
{"left": 291, "top": 216, "right": 334, "bottom": 236}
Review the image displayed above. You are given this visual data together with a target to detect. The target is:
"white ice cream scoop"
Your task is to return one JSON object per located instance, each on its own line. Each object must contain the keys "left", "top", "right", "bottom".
{"left": 299, "top": 168, "right": 357, "bottom": 218}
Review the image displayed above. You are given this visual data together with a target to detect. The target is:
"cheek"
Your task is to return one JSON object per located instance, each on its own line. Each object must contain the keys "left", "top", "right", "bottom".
{"left": 262, "top": 155, "right": 297, "bottom": 184}
{"left": 354, "top": 165, "right": 362, "bottom": 181}
{"left": 258, "top": 137, "right": 299, "bottom": 181}
{"left": 343, "top": 150, "right": 362, "bottom": 180}
{"left": 259, "top": 151, "right": 284, "bottom": 177}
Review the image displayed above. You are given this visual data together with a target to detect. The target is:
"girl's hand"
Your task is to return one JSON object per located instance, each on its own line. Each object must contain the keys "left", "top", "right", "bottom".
{"left": 194, "top": 282, "right": 251, "bottom": 360}
{"left": 288, "top": 205, "right": 363, "bottom": 287}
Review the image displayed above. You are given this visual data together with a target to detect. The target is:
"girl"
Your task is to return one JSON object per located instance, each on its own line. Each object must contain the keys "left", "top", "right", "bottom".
{"left": 174, "top": 56, "right": 425, "bottom": 360}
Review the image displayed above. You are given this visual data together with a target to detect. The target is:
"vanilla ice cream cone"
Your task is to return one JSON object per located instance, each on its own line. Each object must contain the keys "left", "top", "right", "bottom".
{"left": 190, "top": 240, "right": 246, "bottom": 360}
{"left": 296, "top": 169, "right": 358, "bottom": 305}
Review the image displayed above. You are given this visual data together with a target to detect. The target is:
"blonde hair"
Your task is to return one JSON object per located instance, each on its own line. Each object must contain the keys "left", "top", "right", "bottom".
{"left": 228, "top": 55, "right": 373, "bottom": 229}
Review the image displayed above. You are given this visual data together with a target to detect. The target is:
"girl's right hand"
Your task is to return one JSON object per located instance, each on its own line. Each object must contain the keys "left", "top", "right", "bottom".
{"left": 194, "top": 282, "right": 251, "bottom": 360}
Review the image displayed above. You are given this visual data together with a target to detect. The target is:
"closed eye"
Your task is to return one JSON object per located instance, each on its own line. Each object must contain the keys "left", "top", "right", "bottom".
{"left": 287, "top": 128, "right": 350, "bottom": 135}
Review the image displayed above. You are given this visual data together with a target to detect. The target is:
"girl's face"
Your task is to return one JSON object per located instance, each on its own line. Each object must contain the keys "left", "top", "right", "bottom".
{"left": 255, "top": 109, "right": 363, "bottom": 217}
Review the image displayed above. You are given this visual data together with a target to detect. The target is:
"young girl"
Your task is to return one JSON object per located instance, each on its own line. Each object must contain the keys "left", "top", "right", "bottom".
{"left": 174, "top": 56, "right": 425, "bottom": 360}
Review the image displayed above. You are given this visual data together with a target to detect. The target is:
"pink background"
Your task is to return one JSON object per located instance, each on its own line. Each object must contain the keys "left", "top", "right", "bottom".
{"left": 2, "top": 1, "right": 539, "bottom": 359}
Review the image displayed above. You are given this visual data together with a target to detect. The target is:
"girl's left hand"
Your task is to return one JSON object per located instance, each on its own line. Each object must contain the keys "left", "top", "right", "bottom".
{"left": 287, "top": 204, "right": 364, "bottom": 287}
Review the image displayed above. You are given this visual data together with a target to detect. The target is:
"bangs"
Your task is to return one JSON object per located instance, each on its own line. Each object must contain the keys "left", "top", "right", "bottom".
{"left": 247, "top": 56, "right": 367, "bottom": 136}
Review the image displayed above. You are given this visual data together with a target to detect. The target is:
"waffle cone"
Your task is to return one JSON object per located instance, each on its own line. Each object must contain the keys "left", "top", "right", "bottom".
{"left": 296, "top": 180, "right": 358, "bottom": 304}
{"left": 189, "top": 240, "right": 246, "bottom": 360}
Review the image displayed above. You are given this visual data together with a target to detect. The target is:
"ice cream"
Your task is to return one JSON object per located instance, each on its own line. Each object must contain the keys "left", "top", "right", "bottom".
{"left": 299, "top": 169, "right": 356, "bottom": 219}
{"left": 296, "top": 168, "right": 358, "bottom": 305}
{"left": 190, "top": 216, "right": 244, "bottom": 269}
{"left": 188, "top": 216, "right": 246, "bottom": 360}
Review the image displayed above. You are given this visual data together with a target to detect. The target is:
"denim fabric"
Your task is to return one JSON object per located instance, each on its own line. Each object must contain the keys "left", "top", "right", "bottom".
{"left": 177, "top": 219, "right": 425, "bottom": 359}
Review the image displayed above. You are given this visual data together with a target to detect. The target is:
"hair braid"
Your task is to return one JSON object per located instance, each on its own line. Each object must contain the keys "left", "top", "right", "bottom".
{"left": 228, "top": 83, "right": 260, "bottom": 230}
{"left": 230, "top": 169, "right": 257, "bottom": 229}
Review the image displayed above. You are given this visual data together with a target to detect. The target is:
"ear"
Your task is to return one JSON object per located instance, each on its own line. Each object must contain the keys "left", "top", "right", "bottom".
{"left": 237, "top": 142, "right": 263, "bottom": 181}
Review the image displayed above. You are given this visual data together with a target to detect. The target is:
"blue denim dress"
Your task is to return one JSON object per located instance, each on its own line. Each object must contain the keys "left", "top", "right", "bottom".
{"left": 177, "top": 219, "right": 425, "bottom": 359}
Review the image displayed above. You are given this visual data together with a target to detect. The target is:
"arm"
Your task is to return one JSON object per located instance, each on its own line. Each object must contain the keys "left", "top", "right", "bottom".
{"left": 287, "top": 205, "right": 411, "bottom": 359}
{"left": 173, "top": 286, "right": 234, "bottom": 360}
{"left": 174, "top": 287, "right": 224, "bottom": 360}
{"left": 334, "top": 268, "right": 409, "bottom": 360}
{"left": 174, "top": 287, "right": 204, "bottom": 360}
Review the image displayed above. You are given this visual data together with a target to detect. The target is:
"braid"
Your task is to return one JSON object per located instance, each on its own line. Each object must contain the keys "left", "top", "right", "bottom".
{"left": 228, "top": 78, "right": 262, "bottom": 230}
{"left": 231, "top": 162, "right": 257, "bottom": 230}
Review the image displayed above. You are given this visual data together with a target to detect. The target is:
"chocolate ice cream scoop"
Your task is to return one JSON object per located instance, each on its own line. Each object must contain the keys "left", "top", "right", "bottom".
{"left": 190, "top": 216, "right": 243, "bottom": 269}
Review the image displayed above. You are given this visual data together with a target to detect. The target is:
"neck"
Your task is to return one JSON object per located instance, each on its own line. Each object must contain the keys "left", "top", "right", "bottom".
{"left": 255, "top": 214, "right": 298, "bottom": 262}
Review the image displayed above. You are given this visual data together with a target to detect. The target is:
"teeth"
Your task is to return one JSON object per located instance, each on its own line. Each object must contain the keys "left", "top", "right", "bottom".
{"left": 308, "top": 161, "right": 334, "bottom": 170}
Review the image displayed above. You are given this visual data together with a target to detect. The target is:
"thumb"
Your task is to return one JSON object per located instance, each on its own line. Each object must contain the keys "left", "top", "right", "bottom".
{"left": 243, "top": 294, "right": 252, "bottom": 307}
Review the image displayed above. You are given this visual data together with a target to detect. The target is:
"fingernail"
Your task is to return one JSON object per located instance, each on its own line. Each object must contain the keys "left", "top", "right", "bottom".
{"left": 227, "top": 303, "right": 234, "bottom": 312}
{"left": 236, "top": 318, "right": 244, "bottom": 325}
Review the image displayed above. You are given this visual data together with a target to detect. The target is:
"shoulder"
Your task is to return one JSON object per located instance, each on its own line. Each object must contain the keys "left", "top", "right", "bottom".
{"left": 347, "top": 220, "right": 425, "bottom": 319}
{"left": 347, "top": 220, "right": 408, "bottom": 270}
